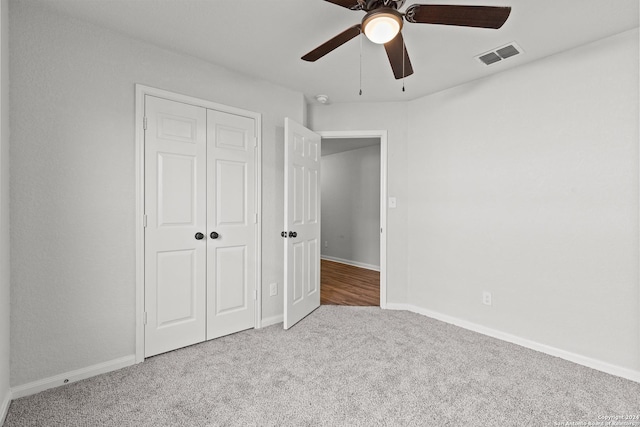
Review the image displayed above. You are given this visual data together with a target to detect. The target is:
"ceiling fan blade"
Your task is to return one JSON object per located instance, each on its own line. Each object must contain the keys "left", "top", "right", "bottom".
{"left": 384, "top": 32, "right": 414, "bottom": 79}
{"left": 405, "top": 5, "right": 511, "bottom": 29}
{"left": 324, "top": 0, "right": 363, "bottom": 10}
{"left": 302, "top": 24, "right": 361, "bottom": 62}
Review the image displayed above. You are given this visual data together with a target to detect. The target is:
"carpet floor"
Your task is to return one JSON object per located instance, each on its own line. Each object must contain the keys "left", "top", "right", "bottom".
{"left": 4, "top": 306, "right": 640, "bottom": 426}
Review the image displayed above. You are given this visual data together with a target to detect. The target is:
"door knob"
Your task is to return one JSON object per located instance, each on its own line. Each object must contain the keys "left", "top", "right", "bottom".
{"left": 195, "top": 232, "right": 204, "bottom": 240}
{"left": 288, "top": 231, "right": 297, "bottom": 238}
{"left": 210, "top": 231, "right": 219, "bottom": 239}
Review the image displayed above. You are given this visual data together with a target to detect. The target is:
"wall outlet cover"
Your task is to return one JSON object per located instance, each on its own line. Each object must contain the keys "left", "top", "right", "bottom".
{"left": 269, "top": 283, "right": 278, "bottom": 297}
{"left": 482, "top": 291, "right": 492, "bottom": 306}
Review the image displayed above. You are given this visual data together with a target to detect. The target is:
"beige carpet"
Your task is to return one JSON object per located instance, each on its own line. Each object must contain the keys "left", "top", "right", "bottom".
{"left": 5, "top": 306, "right": 640, "bottom": 426}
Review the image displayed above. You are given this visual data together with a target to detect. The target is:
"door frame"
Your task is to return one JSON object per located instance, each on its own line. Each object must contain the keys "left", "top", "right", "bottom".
{"left": 316, "top": 130, "right": 388, "bottom": 308}
{"left": 134, "top": 84, "right": 262, "bottom": 363}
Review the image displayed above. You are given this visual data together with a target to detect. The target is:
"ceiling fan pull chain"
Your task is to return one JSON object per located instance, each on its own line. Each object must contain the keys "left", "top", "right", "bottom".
{"left": 359, "top": 31, "right": 363, "bottom": 96}
{"left": 402, "top": 38, "right": 406, "bottom": 92}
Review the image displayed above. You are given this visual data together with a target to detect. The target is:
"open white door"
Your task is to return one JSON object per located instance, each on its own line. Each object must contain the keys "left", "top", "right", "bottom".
{"left": 283, "top": 118, "right": 321, "bottom": 329}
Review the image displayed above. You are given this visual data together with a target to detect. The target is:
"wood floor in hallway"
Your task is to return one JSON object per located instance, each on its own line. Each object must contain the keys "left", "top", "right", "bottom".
{"left": 320, "top": 259, "right": 380, "bottom": 306}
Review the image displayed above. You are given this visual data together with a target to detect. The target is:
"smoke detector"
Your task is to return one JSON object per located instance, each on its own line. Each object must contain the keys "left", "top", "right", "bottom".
{"left": 315, "top": 94, "right": 330, "bottom": 104}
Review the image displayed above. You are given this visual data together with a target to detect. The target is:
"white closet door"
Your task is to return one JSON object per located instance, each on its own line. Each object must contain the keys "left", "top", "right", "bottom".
{"left": 144, "top": 95, "right": 207, "bottom": 357}
{"left": 206, "top": 110, "right": 256, "bottom": 340}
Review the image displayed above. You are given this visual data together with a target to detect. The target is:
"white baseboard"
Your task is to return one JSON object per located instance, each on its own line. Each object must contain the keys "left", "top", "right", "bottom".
{"left": 385, "top": 303, "right": 640, "bottom": 384}
{"left": 11, "top": 355, "right": 136, "bottom": 399}
{"left": 261, "top": 314, "right": 283, "bottom": 328}
{"left": 1, "top": 388, "right": 10, "bottom": 425}
{"left": 321, "top": 255, "right": 380, "bottom": 272}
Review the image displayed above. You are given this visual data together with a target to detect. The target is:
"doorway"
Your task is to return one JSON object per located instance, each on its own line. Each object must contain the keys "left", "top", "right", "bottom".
{"left": 320, "top": 137, "right": 381, "bottom": 306}
{"left": 317, "top": 131, "right": 388, "bottom": 308}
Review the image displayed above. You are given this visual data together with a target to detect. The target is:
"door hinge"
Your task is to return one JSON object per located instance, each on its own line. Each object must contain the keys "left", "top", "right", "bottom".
{"left": 143, "top": 312, "right": 147, "bottom": 325}
{"left": 253, "top": 289, "right": 257, "bottom": 301}
{"left": 143, "top": 215, "right": 148, "bottom": 228}
{"left": 254, "top": 213, "right": 258, "bottom": 224}
{"left": 143, "top": 116, "right": 148, "bottom": 130}
{"left": 252, "top": 137, "right": 257, "bottom": 148}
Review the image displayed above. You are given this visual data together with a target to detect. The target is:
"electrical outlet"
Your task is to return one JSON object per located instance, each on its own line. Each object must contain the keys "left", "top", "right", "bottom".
{"left": 269, "top": 283, "right": 278, "bottom": 297}
{"left": 324, "top": 241, "right": 328, "bottom": 248}
{"left": 482, "top": 291, "right": 492, "bottom": 306}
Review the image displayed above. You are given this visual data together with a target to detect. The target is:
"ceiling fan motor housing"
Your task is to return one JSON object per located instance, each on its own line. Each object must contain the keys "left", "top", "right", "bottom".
{"left": 355, "top": 0, "right": 406, "bottom": 11}
{"left": 362, "top": 8, "right": 404, "bottom": 29}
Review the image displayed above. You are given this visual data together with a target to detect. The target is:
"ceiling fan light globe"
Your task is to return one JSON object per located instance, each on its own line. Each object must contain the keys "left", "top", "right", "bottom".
{"left": 362, "top": 9, "right": 403, "bottom": 44}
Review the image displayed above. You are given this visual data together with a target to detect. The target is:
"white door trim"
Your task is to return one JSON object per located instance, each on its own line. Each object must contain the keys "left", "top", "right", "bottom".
{"left": 316, "top": 130, "right": 388, "bottom": 308}
{"left": 134, "top": 84, "right": 263, "bottom": 363}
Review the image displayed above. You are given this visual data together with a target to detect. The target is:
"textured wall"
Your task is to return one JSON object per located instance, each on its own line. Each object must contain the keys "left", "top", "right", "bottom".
{"left": 0, "top": 0, "right": 10, "bottom": 414}
{"left": 321, "top": 144, "right": 381, "bottom": 267}
{"left": 407, "top": 29, "right": 640, "bottom": 370}
{"left": 308, "top": 102, "right": 409, "bottom": 304}
{"left": 9, "top": 1, "right": 304, "bottom": 386}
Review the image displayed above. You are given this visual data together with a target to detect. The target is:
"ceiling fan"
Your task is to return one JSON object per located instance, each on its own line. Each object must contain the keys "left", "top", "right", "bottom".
{"left": 302, "top": 0, "right": 511, "bottom": 79}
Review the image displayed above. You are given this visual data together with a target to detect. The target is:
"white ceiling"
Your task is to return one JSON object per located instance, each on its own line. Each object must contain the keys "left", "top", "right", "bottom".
{"left": 38, "top": 0, "right": 639, "bottom": 104}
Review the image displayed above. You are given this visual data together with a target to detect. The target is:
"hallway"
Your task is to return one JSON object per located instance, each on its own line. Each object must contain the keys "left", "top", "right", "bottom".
{"left": 320, "top": 259, "right": 380, "bottom": 306}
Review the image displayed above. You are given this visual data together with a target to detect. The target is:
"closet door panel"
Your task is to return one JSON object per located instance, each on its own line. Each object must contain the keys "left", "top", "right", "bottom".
{"left": 144, "top": 96, "right": 207, "bottom": 357}
{"left": 206, "top": 110, "right": 256, "bottom": 340}
{"left": 215, "top": 245, "right": 247, "bottom": 314}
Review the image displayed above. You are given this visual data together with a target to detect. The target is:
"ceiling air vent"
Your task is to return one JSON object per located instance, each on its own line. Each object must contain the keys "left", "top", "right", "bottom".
{"left": 476, "top": 42, "right": 523, "bottom": 66}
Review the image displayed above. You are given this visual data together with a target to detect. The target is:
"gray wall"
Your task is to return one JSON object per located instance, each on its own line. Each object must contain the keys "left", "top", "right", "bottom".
{"left": 9, "top": 1, "right": 304, "bottom": 386}
{"left": 407, "top": 28, "right": 639, "bottom": 370}
{"left": 321, "top": 144, "right": 380, "bottom": 268}
{"left": 309, "top": 102, "right": 409, "bottom": 304}
{"left": 310, "top": 29, "right": 640, "bottom": 373}
{"left": 0, "top": 0, "right": 10, "bottom": 415}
